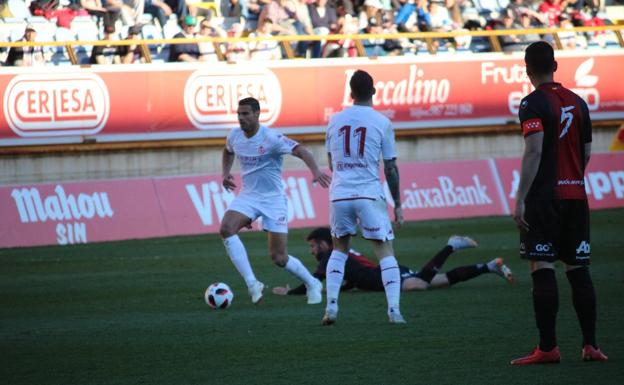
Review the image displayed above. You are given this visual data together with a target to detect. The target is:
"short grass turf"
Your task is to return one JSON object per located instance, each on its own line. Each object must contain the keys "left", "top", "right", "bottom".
{"left": 1, "top": 209, "right": 623, "bottom": 385}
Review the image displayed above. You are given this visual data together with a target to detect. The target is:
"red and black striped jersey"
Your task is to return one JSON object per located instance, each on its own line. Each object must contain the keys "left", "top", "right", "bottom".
{"left": 519, "top": 82, "right": 592, "bottom": 200}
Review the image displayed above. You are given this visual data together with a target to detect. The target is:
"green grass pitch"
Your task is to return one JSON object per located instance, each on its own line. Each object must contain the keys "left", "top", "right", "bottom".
{"left": 1, "top": 209, "right": 623, "bottom": 385}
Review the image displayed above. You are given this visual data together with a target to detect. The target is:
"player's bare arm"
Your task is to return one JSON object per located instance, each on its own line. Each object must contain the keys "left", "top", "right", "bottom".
{"left": 291, "top": 145, "right": 331, "bottom": 188}
{"left": 514, "top": 132, "right": 543, "bottom": 232}
{"left": 222, "top": 148, "right": 236, "bottom": 192}
{"left": 383, "top": 157, "right": 403, "bottom": 226}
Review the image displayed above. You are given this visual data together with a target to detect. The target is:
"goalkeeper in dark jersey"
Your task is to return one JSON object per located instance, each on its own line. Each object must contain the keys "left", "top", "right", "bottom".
{"left": 272, "top": 227, "right": 513, "bottom": 296}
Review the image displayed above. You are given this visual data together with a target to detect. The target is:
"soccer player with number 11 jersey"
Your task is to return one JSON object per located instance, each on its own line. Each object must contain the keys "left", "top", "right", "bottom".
{"left": 323, "top": 70, "right": 406, "bottom": 325}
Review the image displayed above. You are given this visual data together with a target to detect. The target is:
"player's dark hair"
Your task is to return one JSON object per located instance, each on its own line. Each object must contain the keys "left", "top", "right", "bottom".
{"left": 350, "top": 70, "right": 375, "bottom": 101}
{"left": 239, "top": 97, "right": 260, "bottom": 112}
{"left": 306, "top": 227, "right": 332, "bottom": 245}
{"left": 524, "top": 41, "right": 555, "bottom": 75}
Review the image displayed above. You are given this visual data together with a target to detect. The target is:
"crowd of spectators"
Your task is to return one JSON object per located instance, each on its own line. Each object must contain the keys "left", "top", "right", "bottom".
{"left": 0, "top": 0, "right": 622, "bottom": 65}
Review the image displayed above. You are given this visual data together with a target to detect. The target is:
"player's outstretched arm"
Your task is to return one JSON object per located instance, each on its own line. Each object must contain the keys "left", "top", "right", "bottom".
{"left": 291, "top": 145, "right": 331, "bottom": 188}
{"left": 222, "top": 148, "right": 237, "bottom": 192}
{"left": 383, "top": 157, "right": 403, "bottom": 226}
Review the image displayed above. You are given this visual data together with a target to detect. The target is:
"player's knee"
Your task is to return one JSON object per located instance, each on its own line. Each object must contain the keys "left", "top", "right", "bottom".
{"left": 219, "top": 223, "right": 237, "bottom": 238}
{"left": 566, "top": 266, "right": 593, "bottom": 291}
{"left": 270, "top": 251, "right": 288, "bottom": 267}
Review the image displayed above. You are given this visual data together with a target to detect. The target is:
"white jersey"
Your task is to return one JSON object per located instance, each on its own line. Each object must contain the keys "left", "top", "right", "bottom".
{"left": 325, "top": 105, "right": 397, "bottom": 201}
{"left": 226, "top": 125, "right": 298, "bottom": 197}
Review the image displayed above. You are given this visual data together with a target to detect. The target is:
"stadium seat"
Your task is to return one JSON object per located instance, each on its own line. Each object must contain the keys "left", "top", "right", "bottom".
{"left": 162, "top": 19, "right": 181, "bottom": 39}
{"left": 27, "top": 17, "right": 57, "bottom": 42}
{"left": 52, "top": 27, "right": 77, "bottom": 65}
{"left": 8, "top": 0, "right": 31, "bottom": 19}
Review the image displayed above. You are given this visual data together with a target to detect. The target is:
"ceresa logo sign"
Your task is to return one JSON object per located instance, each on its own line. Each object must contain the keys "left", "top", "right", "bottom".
{"left": 3, "top": 73, "right": 110, "bottom": 137}
{"left": 184, "top": 67, "right": 282, "bottom": 129}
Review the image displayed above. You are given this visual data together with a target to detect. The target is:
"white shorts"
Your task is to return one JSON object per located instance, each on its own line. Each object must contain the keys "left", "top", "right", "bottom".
{"left": 330, "top": 198, "right": 394, "bottom": 241}
{"left": 226, "top": 194, "right": 288, "bottom": 233}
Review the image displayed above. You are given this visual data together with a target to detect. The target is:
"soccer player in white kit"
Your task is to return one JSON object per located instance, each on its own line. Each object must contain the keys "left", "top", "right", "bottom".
{"left": 323, "top": 70, "right": 406, "bottom": 325}
{"left": 220, "top": 97, "right": 332, "bottom": 305}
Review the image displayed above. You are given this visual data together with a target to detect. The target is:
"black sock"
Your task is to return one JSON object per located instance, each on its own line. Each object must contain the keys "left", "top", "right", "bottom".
{"left": 566, "top": 267, "right": 597, "bottom": 348}
{"left": 446, "top": 264, "right": 489, "bottom": 285}
{"left": 532, "top": 268, "right": 559, "bottom": 352}
{"left": 417, "top": 246, "right": 453, "bottom": 283}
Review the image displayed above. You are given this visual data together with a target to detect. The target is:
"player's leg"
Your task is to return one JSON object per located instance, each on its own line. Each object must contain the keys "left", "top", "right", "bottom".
{"left": 560, "top": 200, "right": 607, "bottom": 361}
{"left": 511, "top": 201, "right": 561, "bottom": 365}
{"left": 359, "top": 198, "right": 404, "bottom": 323}
{"left": 370, "top": 240, "right": 405, "bottom": 323}
{"left": 219, "top": 208, "right": 263, "bottom": 304}
{"left": 323, "top": 201, "right": 355, "bottom": 325}
{"left": 267, "top": 231, "right": 323, "bottom": 305}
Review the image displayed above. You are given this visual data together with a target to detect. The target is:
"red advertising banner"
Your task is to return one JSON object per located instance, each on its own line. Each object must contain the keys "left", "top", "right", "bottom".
{"left": 0, "top": 179, "right": 167, "bottom": 247}
{"left": 1, "top": 154, "right": 622, "bottom": 248}
{"left": 1, "top": 52, "right": 623, "bottom": 145}
{"left": 495, "top": 152, "right": 624, "bottom": 212}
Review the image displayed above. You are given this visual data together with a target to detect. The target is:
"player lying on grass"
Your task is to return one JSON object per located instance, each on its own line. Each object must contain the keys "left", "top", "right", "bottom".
{"left": 272, "top": 227, "right": 514, "bottom": 296}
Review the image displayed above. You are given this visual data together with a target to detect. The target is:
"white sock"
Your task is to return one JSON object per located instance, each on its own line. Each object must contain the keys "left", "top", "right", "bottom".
{"left": 325, "top": 250, "right": 348, "bottom": 310}
{"left": 223, "top": 235, "right": 257, "bottom": 288}
{"left": 285, "top": 255, "right": 318, "bottom": 288}
{"left": 380, "top": 256, "right": 401, "bottom": 311}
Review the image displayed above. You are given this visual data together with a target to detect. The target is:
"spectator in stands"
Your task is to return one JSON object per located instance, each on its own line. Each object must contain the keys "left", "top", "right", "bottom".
{"left": 307, "top": 0, "right": 338, "bottom": 57}
{"left": 506, "top": 0, "right": 540, "bottom": 23}
{"left": 245, "top": 0, "right": 268, "bottom": 30}
{"left": 5, "top": 25, "right": 46, "bottom": 66}
{"left": 538, "top": 0, "right": 565, "bottom": 27}
{"left": 198, "top": 17, "right": 227, "bottom": 61}
{"left": 249, "top": 18, "right": 283, "bottom": 59}
{"left": 557, "top": 12, "right": 581, "bottom": 49}
{"left": 80, "top": 0, "right": 122, "bottom": 29}
{"left": 516, "top": 12, "right": 542, "bottom": 45}
{"left": 395, "top": 0, "right": 432, "bottom": 32}
{"left": 120, "top": 0, "right": 146, "bottom": 25}
{"left": 225, "top": 22, "right": 250, "bottom": 60}
{"left": 90, "top": 24, "right": 122, "bottom": 64}
{"left": 144, "top": 0, "right": 173, "bottom": 28}
{"left": 257, "top": 0, "right": 299, "bottom": 35}
{"left": 221, "top": 0, "right": 247, "bottom": 18}
{"left": 168, "top": 14, "right": 201, "bottom": 61}
{"left": 119, "top": 24, "right": 146, "bottom": 63}
{"left": 496, "top": 13, "right": 524, "bottom": 51}
{"left": 322, "top": 5, "right": 359, "bottom": 57}
{"left": 41, "top": 1, "right": 89, "bottom": 29}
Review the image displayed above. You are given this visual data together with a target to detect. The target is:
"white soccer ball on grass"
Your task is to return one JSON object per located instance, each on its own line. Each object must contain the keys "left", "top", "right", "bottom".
{"left": 204, "top": 282, "right": 234, "bottom": 309}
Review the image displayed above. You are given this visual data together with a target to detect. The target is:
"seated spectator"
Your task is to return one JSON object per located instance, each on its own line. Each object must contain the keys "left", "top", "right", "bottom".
{"left": 5, "top": 26, "right": 45, "bottom": 66}
{"left": 45, "top": 1, "right": 90, "bottom": 29}
{"left": 395, "top": 0, "right": 432, "bottom": 32}
{"left": 144, "top": 0, "right": 173, "bottom": 28}
{"left": 119, "top": 24, "right": 146, "bottom": 63}
{"left": 197, "top": 18, "right": 227, "bottom": 61}
{"left": 517, "top": 12, "right": 541, "bottom": 44}
{"left": 80, "top": 0, "right": 122, "bottom": 29}
{"left": 249, "top": 18, "right": 282, "bottom": 59}
{"left": 225, "top": 22, "right": 250, "bottom": 61}
{"left": 257, "top": 0, "right": 299, "bottom": 35}
{"left": 557, "top": 12, "right": 582, "bottom": 49}
{"left": 538, "top": 0, "right": 564, "bottom": 27}
{"left": 307, "top": 0, "right": 338, "bottom": 57}
{"left": 168, "top": 15, "right": 201, "bottom": 61}
{"left": 90, "top": 24, "right": 123, "bottom": 64}
{"left": 496, "top": 13, "right": 523, "bottom": 51}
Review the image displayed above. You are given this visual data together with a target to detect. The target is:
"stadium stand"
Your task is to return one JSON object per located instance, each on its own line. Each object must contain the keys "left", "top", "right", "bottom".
{"left": 0, "top": 0, "right": 623, "bottom": 66}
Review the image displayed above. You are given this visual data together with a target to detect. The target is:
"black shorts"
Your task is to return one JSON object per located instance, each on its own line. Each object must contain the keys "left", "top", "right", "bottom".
{"left": 351, "top": 266, "right": 414, "bottom": 291}
{"left": 520, "top": 199, "right": 590, "bottom": 265}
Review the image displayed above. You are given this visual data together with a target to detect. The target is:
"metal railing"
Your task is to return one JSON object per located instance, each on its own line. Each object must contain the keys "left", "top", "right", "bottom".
{"left": 0, "top": 25, "right": 622, "bottom": 65}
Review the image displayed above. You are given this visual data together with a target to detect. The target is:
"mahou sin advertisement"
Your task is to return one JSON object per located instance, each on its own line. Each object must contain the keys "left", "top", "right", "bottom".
{"left": 1, "top": 52, "right": 623, "bottom": 145}
{"left": 1, "top": 153, "right": 622, "bottom": 248}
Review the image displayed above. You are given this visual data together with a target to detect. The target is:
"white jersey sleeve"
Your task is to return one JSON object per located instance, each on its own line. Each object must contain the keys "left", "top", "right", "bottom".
{"left": 381, "top": 120, "right": 397, "bottom": 160}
